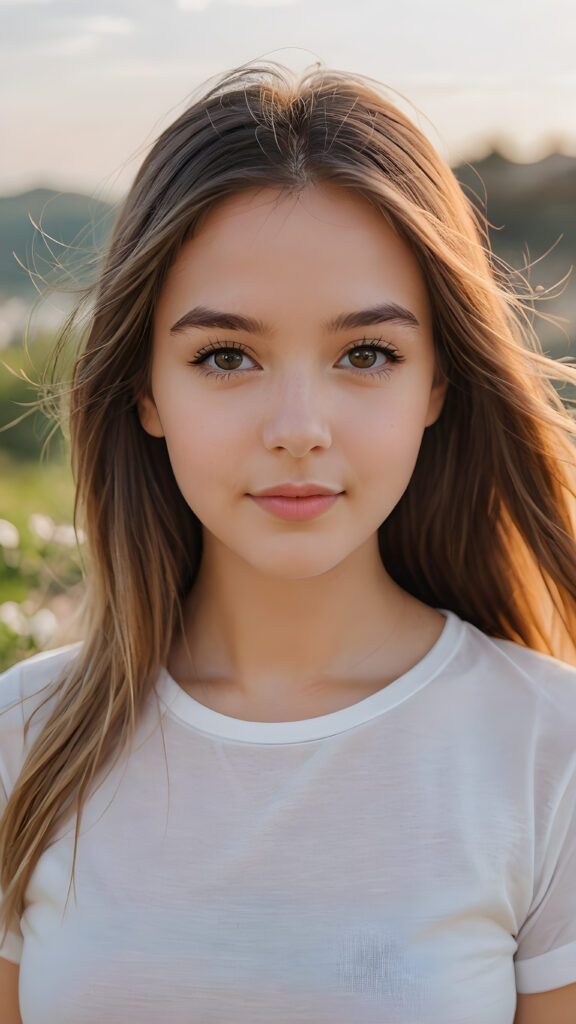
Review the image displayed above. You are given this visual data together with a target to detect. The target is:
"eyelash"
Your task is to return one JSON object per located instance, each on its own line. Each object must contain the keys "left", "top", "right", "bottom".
{"left": 188, "top": 337, "right": 405, "bottom": 382}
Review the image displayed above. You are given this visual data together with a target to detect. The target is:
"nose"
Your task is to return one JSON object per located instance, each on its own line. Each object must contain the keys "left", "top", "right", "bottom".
{"left": 261, "top": 371, "right": 332, "bottom": 456}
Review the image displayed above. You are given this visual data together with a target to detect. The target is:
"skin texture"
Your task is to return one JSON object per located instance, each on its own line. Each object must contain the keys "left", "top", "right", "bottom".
{"left": 139, "top": 183, "right": 448, "bottom": 719}
{"left": 514, "top": 983, "right": 576, "bottom": 1023}
{"left": 0, "top": 957, "right": 22, "bottom": 1023}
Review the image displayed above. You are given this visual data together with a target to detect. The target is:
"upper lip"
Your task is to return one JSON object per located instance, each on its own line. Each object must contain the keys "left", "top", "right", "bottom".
{"left": 251, "top": 483, "right": 343, "bottom": 498}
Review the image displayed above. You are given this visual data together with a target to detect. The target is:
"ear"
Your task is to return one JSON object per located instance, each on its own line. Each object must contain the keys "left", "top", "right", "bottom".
{"left": 424, "top": 372, "right": 448, "bottom": 428}
{"left": 137, "top": 393, "right": 165, "bottom": 438}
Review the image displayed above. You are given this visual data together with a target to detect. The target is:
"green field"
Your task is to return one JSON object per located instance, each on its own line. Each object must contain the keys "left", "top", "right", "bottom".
{"left": 0, "top": 330, "right": 83, "bottom": 671}
{"left": 0, "top": 449, "right": 81, "bottom": 671}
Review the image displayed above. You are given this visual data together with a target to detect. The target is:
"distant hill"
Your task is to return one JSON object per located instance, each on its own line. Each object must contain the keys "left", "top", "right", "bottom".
{"left": 453, "top": 152, "right": 575, "bottom": 352}
{"left": 453, "top": 151, "right": 575, "bottom": 283}
{"left": 0, "top": 188, "right": 117, "bottom": 299}
{"left": 0, "top": 153, "right": 574, "bottom": 349}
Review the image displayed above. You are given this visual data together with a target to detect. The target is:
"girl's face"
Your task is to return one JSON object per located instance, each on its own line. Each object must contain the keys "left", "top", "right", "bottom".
{"left": 139, "top": 184, "right": 445, "bottom": 579}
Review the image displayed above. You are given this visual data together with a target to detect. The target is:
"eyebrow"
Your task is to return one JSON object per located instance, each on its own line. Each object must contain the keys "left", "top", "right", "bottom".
{"left": 169, "top": 302, "right": 420, "bottom": 336}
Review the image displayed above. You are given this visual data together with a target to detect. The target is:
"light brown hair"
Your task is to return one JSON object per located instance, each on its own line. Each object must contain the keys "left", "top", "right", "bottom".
{"left": 2, "top": 58, "right": 576, "bottom": 937}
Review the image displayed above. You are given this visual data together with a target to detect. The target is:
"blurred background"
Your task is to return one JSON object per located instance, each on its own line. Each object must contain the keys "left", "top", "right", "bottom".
{"left": 1, "top": 0, "right": 575, "bottom": 670}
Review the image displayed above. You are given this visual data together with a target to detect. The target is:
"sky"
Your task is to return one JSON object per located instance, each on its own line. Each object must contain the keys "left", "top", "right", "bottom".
{"left": 1, "top": 0, "right": 576, "bottom": 199}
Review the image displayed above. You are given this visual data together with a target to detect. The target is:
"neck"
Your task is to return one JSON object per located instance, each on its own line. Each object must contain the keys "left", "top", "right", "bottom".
{"left": 169, "top": 531, "right": 444, "bottom": 712}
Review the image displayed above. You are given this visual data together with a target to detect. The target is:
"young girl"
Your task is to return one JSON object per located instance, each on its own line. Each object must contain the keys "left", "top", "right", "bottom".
{"left": 1, "top": 60, "right": 576, "bottom": 1024}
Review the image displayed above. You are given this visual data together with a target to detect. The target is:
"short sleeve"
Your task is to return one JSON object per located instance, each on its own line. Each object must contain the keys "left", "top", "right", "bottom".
{"left": 0, "top": 646, "right": 81, "bottom": 966}
{"left": 514, "top": 763, "right": 576, "bottom": 993}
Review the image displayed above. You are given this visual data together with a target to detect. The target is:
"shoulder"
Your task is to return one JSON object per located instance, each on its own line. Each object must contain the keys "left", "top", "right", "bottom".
{"left": 454, "top": 613, "right": 576, "bottom": 699}
{"left": 454, "top": 615, "right": 576, "bottom": 766}
{"left": 475, "top": 622, "right": 576, "bottom": 700}
{"left": 0, "top": 644, "right": 82, "bottom": 792}
{"left": 0, "top": 643, "right": 82, "bottom": 712}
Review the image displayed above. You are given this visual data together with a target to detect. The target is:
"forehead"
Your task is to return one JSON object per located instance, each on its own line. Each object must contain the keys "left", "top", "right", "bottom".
{"left": 188, "top": 184, "right": 412, "bottom": 263}
{"left": 195, "top": 183, "right": 384, "bottom": 235}
{"left": 157, "top": 184, "right": 431, "bottom": 328}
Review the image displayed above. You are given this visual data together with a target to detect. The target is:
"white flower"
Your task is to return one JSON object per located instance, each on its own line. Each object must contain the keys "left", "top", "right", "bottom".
{"left": 52, "top": 524, "right": 85, "bottom": 547}
{"left": 29, "top": 608, "right": 58, "bottom": 645}
{"left": 28, "top": 514, "right": 85, "bottom": 547}
{"left": 29, "top": 513, "right": 55, "bottom": 542}
{"left": 0, "top": 602, "right": 29, "bottom": 636}
{"left": 0, "top": 519, "right": 20, "bottom": 549}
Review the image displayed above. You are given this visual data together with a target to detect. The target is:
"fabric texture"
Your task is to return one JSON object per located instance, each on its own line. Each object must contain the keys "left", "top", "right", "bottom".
{"left": 1, "top": 610, "right": 576, "bottom": 1023}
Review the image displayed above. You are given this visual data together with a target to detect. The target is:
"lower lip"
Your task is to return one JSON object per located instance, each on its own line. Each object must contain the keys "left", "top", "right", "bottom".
{"left": 249, "top": 494, "right": 342, "bottom": 521}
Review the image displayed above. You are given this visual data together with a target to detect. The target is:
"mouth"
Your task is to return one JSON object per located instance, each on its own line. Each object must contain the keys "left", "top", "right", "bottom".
{"left": 250, "top": 483, "right": 343, "bottom": 498}
{"left": 248, "top": 492, "right": 342, "bottom": 522}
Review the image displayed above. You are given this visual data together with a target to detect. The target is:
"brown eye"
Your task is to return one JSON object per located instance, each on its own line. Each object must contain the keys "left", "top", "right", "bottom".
{"left": 347, "top": 347, "right": 382, "bottom": 369}
{"left": 213, "top": 349, "right": 245, "bottom": 370}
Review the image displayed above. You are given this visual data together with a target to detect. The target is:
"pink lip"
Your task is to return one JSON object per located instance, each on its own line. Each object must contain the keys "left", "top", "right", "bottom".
{"left": 249, "top": 494, "right": 341, "bottom": 521}
{"left": 252, "top": 483, "right": 341, "bottom": 498}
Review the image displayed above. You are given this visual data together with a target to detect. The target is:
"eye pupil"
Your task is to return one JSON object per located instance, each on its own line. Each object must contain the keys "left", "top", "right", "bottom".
{"left": 349, "top": 347, "right": 378, "bottom": 368}
{"left": 215, "top": 350, "right": 243, "bottom": 370}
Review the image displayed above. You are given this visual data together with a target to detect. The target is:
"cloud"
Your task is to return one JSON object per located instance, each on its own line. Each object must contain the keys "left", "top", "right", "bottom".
{"left": 177, "top": 0, "right": 299, "bottom": 9}
{"left": 176, "top": 0, "right": 211, "bottom": 9}
{"left": 223, "top": 0, "right": 300, "bottom": 4}
{"left": 35, "top": 33, "right": 99, "bottom": 56}
{"left": 0, "top": 11, "right": 134, "bottom": 59}
{"left": 84, "top": 16, "right": 133, "bottom": 35}
{"left": 401, "top": 71, "right": 576, "bottom": 92}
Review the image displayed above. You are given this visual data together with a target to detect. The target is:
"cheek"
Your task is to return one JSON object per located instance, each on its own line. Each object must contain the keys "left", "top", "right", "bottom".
{"left": 350, "top": 387, "right": 430, "bottom": 491}
{"left": 156, "top": 391, "right": 245, "bottom": 504}
{"left": 348, "top": 388, "right": 430, "bottom": 474}
{"left": 364, "top": 433, "right": 424, "bottom": 506}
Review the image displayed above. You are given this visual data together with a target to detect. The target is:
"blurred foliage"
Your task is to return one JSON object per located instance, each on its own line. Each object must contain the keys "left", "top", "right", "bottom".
{"left": 0, "top": 445, "right": 82, "bottom": 669}
{"left": 0, "top": 448, "right": 81, "bottom": 672}
{"left": 0, "top": 333, "right": 81, "bottom": 671}
{"left": 0, "top": 330, "right": 71, "bottom": 461}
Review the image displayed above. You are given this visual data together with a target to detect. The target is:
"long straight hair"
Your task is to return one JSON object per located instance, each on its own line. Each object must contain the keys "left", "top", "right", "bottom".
{"left": 2, "top": 59, "right": 576, "bottom": 936}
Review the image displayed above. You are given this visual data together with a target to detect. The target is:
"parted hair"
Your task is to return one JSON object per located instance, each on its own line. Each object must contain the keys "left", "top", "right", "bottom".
{"left": 2, "top": 58, "right": 576, "bottom": 937}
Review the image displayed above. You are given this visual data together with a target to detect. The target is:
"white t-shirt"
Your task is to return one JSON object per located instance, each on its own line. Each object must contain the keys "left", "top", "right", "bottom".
{"left": 1, "top": 610, "right": 576, "bottom": 1023}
